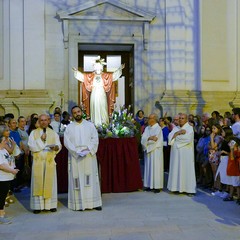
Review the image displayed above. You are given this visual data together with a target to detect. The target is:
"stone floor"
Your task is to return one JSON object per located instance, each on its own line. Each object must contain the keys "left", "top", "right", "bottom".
{"left": 0, "top": 185, "right": 240, "bottom": 240}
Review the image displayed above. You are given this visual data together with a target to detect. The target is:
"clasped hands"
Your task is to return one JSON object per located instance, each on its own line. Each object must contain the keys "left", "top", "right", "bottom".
{"left": 173, "top": 129, "right": 186, "bottom": 139}
{"left": 77, "top": 148, "right": 90, "bottom": 157}
{"left": 148, "top": 136, "right": 158, "bottom": 142}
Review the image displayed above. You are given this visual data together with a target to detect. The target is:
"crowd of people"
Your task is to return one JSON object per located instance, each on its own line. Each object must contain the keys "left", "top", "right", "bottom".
{"left": 136, "top": 108, "right": 240, "bottom": 202}
{"left": 0, "top": 106, "right": 240, "bottom": 225}
{"left": 0, "top": 106, "right": 102, "bottom": 224}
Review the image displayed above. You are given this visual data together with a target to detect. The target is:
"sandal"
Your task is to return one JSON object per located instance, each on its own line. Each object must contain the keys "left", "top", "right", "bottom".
{"left": 223, "top": 196, "right": 234, "bottom": 201}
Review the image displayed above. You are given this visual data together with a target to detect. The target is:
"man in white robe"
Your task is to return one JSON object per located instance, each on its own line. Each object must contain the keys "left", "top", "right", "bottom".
{"left": 141, "top": 113, "right": 164, "bottom": 193}
{"left": 64, "top": 106, "right": 102, "bottom": 211}
{"left": 167, "top": 113, "right": 196, "bottom": 195}
{"left": 28, "top": 114, "right": 61, "bottom": 214}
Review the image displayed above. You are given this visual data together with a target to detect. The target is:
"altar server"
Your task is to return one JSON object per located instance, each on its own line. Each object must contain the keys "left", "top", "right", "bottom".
{"left": 64, "top": 106, "right": 102, "bottom": 211}
{"left": 141, "top": 113, "right": 164, "bottom": 193}
{"left": 28, "top": 114, "right": 61, "bottom": 213}
{"left": 167, "top": 113, "right": 196, "bottom": 195}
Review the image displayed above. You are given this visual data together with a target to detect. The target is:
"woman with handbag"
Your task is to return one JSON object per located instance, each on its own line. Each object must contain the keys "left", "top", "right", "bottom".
{"left": 214, "top": 126, "right": 233, "bottom": 199}
{"left": 0, "top": 125, "right": 19, "bottom": 224}
{"left": 208, "top": 123, "right": 223, "bottom": 193}
{"left": 2, "top": 126, "right": 20, "bottom": 204}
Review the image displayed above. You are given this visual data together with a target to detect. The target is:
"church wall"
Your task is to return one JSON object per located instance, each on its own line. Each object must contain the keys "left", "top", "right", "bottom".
{"left": 24, "top": 0, "right": 45, "bottom": 90}
{"left": 200, "top": 0, "right": 240, "bottom": 113}
{"left": 201, "top": 0, "right": 236, "bottom": 91}
{"left": 0, "top": 0, "right": 240, "bottom": 119}
{"left": 9, "top": 0, "right": 24, "bottom": 90}
{"left": 0, "top": 0, "right": 51, "bottom": 117}
{"left": 140, "top": 0, "right": 199, "bottom": 117}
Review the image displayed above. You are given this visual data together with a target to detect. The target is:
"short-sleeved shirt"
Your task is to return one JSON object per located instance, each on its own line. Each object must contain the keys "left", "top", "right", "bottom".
{"left": 10, "top": 130, "right": 21, "bottom": 147}
{"left": 0, "top": 148, "right": 15, "bottom": 181}
{"left": 232, "top": 121, "right": 240, "bottom": 139}
{"left": 18, "top": 128, "right": 29, "bottom": 147}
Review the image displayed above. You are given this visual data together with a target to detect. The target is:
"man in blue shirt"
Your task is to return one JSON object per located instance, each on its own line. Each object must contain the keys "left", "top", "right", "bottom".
{"left": 8, "top": 118, "right": 24, "bottom": 192}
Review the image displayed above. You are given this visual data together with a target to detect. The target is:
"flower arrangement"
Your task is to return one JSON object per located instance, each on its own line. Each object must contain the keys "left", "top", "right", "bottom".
{"left": 80, "top": 102, "right": 88, "bottom": 120}
{"left": 96, "top": 105, "right": 138, "bottom": 138}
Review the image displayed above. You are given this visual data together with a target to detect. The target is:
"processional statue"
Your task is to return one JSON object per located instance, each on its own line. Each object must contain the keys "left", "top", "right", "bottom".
{"left": 72, "top": 56, "right": 125, "bottom": 126}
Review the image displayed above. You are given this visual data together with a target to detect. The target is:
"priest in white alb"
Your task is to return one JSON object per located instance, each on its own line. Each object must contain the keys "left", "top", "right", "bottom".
{"left": 64, "top": 105, "right": 102, "bottom": 211}
{"left": 167, "top": 113, "right": 196, "bottom": 195}
{"left": 141, "top": 113, "right": 164, "bottom": 193}
{"left": 28, "top": 114, "right": 61, "bottom": 214}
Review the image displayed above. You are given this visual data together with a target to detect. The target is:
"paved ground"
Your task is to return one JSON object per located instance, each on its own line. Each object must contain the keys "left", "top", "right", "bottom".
{"left": 0, "top": 185, "right": 240, "bottom": 240}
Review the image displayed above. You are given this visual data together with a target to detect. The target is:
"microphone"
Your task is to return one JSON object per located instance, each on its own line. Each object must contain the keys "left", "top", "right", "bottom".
{"left": 43, "top": 128, "right": 46, "bottom": 142}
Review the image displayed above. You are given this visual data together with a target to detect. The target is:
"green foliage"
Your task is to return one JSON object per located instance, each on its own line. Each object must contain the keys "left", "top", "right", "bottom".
{"left": 96, "top": 106, "right": 138, "bottom": 138}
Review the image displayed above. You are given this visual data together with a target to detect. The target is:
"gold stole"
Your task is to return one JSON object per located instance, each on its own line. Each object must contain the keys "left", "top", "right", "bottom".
{"left": 33, "top": 128, "right": 57, "bottom": 199}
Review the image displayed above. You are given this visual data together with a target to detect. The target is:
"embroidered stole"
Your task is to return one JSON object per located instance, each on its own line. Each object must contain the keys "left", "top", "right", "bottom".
{"left": 33, "top": 128, "right": 56, "bottom": 199}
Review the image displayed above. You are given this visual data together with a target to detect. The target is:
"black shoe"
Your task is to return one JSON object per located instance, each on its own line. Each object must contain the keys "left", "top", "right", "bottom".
{"left": 33, "top": 210, "right": 41, "bottom": 214}
{"left": 94, "top": 206, "right": 102, "bottom": 211}
{"left": 187, "top": 193, "right": 195, "bottom": 197}
{"left": 223, "top": 196, "right": 233, "bottom": 202}
{"left": 13, "top": 188, "right": 21, "bottom": 193}
{"left": 143, "top": 187, "right": 151, "bottom": 192}
{"left": 50, "top": 208, "right": 57, "bottom": 212}
{"left": 153, "top": 189, "right": 160, "bottom": 193}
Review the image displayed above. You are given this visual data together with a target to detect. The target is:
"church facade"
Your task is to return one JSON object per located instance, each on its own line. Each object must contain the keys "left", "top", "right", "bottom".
{"left": 0, "top": 0, "right": 239, "bottom": 118}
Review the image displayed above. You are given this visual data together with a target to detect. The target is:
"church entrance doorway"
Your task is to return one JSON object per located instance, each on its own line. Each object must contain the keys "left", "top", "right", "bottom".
{"left": 77, "top": 44, "right": 134, "bottom": 113}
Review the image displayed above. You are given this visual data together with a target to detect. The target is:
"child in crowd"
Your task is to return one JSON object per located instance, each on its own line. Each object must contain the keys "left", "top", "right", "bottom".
{"left": 196, "top": 125, "right": 212, "bottom": 188}
{"left": 213, "top": 126, "right": 233, "bottom": 199}
{"left": 209, "top": 123, "right": 223, "bottom": 192}
{"left": 225, "top": 137, "right": 240, "bottom": 203}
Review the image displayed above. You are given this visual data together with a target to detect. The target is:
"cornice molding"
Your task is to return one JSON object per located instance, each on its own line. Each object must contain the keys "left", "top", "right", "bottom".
{"left": 56, "top": 0, "right": 155, "bottom": 50}
{"left": 56, "top": 0, "right": 155, "bottom": 22}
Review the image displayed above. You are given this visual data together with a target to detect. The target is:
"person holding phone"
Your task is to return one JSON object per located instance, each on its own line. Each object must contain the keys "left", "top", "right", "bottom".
{"left": 0, "top": 125, "right": 19, "bottom": 224}
{"left": 225, "top": 137, "right": 240, "bottom": 203}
